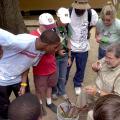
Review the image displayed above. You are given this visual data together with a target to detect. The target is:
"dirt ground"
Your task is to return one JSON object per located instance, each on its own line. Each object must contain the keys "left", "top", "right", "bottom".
{"left": 10, "top": 20, "right": 98, "bottom": 120}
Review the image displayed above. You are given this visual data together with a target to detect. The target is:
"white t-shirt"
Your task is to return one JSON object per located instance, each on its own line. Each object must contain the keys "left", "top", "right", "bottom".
{"left": 70, "top": 9, "right": 98, "bottom": 52}
{"left": 0, "top": 28, "right": 45, "bottom": 86}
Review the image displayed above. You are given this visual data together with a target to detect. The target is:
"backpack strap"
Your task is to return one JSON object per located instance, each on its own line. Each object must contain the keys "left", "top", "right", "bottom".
{"left": 87, "top": 9, "right": 92, "bottom": 39}
{"left": 69, "top": 7, "right": 73, "bottom": 17}
{"left": 65, "top": 7, "right": 73, "bottom": 35}
{"left": 87, "top": 9, "right": 92, "bottom": 27}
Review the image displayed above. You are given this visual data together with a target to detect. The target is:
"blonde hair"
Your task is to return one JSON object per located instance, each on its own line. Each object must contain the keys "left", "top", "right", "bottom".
{"left": 100, "top": 1, "right": 117, "bottom": 20}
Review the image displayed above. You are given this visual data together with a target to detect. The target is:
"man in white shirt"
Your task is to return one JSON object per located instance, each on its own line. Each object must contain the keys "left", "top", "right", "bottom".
{"left": 66, "top": 0, "right": 98, "bottom": 95}
{"left": 0, "top": 28, "right": 60, "bottom": 119}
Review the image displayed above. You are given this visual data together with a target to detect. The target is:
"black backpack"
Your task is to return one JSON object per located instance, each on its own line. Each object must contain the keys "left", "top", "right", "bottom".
{"left": 68, "top": 7, "right": 92, "bottom": 39}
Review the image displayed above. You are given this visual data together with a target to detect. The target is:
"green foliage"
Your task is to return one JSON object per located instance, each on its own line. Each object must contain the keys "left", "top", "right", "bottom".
{"left": 117, "top": 9, "right": 120, "bottom": 19}
{"left": 116, "top": 4, "right": 120, "bottom": 19}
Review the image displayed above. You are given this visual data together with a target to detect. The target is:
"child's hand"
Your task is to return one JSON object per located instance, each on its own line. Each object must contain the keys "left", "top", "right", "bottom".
{"left": 68, "top": 57, "right": 71, "bottom": 67}
{"left": 96, "top": 35, "right": 101, "bottom": 43}
{"left": 58, "top": 49, "right": 66, "bottom": 56}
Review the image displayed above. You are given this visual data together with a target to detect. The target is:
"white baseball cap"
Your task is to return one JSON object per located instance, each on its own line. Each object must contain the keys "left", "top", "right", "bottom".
{"left": 57, "top": 7, "right": 71, "bottom": 24}
{"left": 39, "top": 13, "right": 56, "bottom": 29}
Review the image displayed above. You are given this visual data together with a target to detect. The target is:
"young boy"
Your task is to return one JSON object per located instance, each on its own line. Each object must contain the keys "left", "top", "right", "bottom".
{"left": 8, "top": 93, "right": 42, "bottom": 120}
{"left": 30, "top": 13, "right": 58, "bottom": 113}
{"left": 52, "top": 7, "right": 71, "bottom": 100}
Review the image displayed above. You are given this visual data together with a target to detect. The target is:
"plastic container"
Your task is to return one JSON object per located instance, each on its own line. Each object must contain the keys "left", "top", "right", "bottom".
{"left": 101, "top": 36, "right": 109, "bottom": 44}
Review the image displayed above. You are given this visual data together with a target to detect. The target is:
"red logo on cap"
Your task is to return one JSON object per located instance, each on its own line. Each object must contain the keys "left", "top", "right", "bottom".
{"left": 48, "top": 18, "right": 53, "bottom": 23}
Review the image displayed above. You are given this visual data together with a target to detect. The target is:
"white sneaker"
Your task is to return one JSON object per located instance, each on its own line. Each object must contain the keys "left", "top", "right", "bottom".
{"left": 52, "top": 94, "right": 58, "bottom": 100}
{"left": 62, "top": 94, "right": 69, "bottom": 100}
{"left": 75, "top": 87, "right": 81, "bottom": 95}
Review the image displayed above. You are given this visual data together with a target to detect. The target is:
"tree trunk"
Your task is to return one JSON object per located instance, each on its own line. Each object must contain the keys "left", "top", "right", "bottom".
{"left": 0, "top": 0, "right": 27, "bottom": 34}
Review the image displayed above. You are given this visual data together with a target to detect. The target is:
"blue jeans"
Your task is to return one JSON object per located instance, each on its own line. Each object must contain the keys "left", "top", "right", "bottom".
{"left": 98, "top": 47, "right": 106, "bottom": 59}
{"left": 53, "top": 55, "right": 68, "bottom": 95}
{"left": 66, "top": 51, "right": 88, "bottom": 87}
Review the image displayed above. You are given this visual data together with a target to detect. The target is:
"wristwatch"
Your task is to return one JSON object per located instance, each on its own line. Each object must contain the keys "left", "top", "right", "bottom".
{"left": 95, "top": 90, "right": 101, "bottom": 97}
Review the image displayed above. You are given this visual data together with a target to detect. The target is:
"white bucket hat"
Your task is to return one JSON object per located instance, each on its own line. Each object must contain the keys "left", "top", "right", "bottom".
{"left": 72, "top": 0, "right": 91, "bottom": 10}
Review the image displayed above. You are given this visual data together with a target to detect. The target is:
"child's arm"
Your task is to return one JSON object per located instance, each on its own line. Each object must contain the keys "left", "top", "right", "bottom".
{"left": 67, "top": 39, "right": 71, "bottom": 66}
